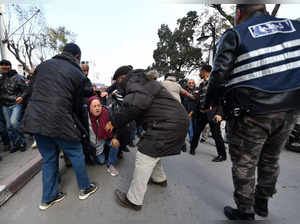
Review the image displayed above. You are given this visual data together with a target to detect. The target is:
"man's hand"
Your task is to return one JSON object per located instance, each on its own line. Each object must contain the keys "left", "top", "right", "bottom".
{"left": 110, "top": 138, "right": 120, "bottom": 148}
{"left": 101, "top": 92, "right": 108, "bottom": 98}
{"left": 16, "top": 97, "right": 23, "bottom": 104}
{"left": 105, "top": 121, "right": 114, "bottom": 132}
{"left": 214, "top": 115, "right": 222, "bottom": 123}
{"left": 188, "top": 112, "right": 193, "bottom": 119}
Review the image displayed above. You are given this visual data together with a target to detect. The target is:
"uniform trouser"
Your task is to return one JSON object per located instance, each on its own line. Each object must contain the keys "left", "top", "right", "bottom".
{"left": 127, "top": 151, "right": 167, "bottom": 206}
{"left": 190, "top": 112, "right": 226, "bottom": 157}
{"left": 227, "top": 111, "right": 295, "bottom": 214}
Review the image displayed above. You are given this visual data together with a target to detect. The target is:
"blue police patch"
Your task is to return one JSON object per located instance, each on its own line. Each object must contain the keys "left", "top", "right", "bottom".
{"left": 248, "top": 19, "right": 295, "bottom": 38}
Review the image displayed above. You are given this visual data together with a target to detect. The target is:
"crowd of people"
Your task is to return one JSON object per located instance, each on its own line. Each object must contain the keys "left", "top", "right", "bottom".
{"left": 0, "top": 4, "right": 300, "bottom": 221}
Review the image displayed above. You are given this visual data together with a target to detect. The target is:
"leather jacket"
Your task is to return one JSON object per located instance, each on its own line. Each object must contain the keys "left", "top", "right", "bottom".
{"left": 0, "top": 70, "right": 27, "bottom": 107}
{"left": 204, "top": 12, "right": 300, "bottom": 116}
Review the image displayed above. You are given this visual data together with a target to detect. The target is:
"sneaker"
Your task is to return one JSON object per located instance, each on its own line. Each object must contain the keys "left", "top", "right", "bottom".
{"left": 39, "top": 192, "right": 65, "bottom": 211}
{"left": 148, "top": 178, "right": 168, "bottom": 187}
{"left": 107, "top": 165, "right": 119, "bottom": 177}
{"left": 79, "top": 183, "right": 98, "bottom": 200}
{"left": 19, "top": 144, "right": 27, "bottom": 152}
{"left": 31, "top": 141, "right": 37, "bottom": 149}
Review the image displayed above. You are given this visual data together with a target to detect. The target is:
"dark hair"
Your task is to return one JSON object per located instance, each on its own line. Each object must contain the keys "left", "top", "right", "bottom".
{"left": 201, "top": 64, "right": 212, "bottom": 73}
{"left": 0, "top": 59, "right": 12, "bottom": 67}
{"left": 236, "top": 4, "right": 267, "bottom": 17}
{"left": 62, "top": 43, "right": 81, "bottom": 57}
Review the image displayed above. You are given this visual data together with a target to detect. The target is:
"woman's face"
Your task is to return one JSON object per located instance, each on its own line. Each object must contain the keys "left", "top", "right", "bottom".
{"left": 90, "top": 99, "right": 102, "bottom": 117}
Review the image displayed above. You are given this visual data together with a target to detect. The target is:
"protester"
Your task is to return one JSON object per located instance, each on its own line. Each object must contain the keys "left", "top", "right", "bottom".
{"left": 204, "top": 4, "right": 300, "bottom": 220}
{"left": 86, "top": 96, "right": 120, "bottom": 176}
{"left": 181, "top": 79, "right": 197, "bottom": 143}
{"left": 107, "top": 65, "right": 134, "bottom": 158}
{"left": 106, "top": 69, "right": 189, "bottom": 211}
{"left": 0, "top": 59, "right": 27, "bottom": 153}
{"left": 21, "top": 43, "right": 97, "bottom": 210}
{"left": 190, "top": 65, "right": 226, "bottom": 162}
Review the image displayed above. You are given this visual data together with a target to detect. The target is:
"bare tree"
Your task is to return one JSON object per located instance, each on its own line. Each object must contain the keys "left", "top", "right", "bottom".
{"left": 3, "top": 4, "right": 75, "bottom": 72}
{"left": 211, "top": 4, "right": 281, "bottom": 27}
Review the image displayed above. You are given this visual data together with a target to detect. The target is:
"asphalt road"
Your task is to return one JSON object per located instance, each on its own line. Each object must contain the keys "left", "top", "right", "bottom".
{"left": 0, "top": 141, "right": 299, "bottom": 224}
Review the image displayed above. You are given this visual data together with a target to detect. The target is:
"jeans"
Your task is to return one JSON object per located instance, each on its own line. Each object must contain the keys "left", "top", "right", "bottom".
{"left": 96, "top": 140, "right": 119, "bottom": 166}
{"left": 188, "top": 119, "right": 195, "bottom": 142}
{"left": 35, "top": 135, "right": 91, "bottom": 203}
{"left": 0, "top": 107, "right": 10, "bottom": 145}
{"left": 2, "top": 104, "right": 25, "bottom": 147}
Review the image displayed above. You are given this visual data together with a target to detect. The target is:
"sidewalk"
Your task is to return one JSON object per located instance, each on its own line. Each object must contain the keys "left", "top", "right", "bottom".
{"left": 0, "top": 138, "right": 42, "bottom": 206}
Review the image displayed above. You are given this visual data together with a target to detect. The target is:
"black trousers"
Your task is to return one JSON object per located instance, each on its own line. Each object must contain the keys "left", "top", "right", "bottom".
{"left": 190, "top": 112, "right": 226, "bottom": 157}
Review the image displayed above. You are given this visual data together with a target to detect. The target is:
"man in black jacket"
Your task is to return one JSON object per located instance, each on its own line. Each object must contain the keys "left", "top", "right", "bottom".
{"left": 190, "top": 65, "right": 226, "bottom": 162}
{"left": 21, "top": 43, "right": 97, "bottom": 210}
{"left": 107, "top": 69, "right": 189, "bottom": 211}
{"left": 0, "top": 60, "right": 27, "bottom": 153}
{"left": 204, "top": 4, "right": 300, "bottom": 220}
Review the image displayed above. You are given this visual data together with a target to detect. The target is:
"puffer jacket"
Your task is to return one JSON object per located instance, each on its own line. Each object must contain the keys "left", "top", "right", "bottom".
{"left": 0, "top": 70, "right": 27, "bottom": 106}
{"left": 21, "top": 52, "right": 93, "bottom": 142}
{"left": 110, "top": 70, "right": 189, "bottom": 158}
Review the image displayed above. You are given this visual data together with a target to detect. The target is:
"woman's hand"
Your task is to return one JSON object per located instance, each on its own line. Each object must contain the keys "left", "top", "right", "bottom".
{"left": 110, "top": 138, "right": 120, "bottom": 148}
{"left": 105, "top": 121, "right": 114, "bottom": 132}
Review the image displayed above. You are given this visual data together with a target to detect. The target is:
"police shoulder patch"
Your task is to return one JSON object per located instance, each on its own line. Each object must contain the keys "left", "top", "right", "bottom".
{"left": 248, "top": 19, "right": 296, "bottom": 38}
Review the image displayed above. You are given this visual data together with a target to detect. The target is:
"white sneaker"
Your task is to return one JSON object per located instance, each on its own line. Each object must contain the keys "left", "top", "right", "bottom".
{"left": 31, "top": 141, "right": 37, "bottom": 149}
{"left": 107, "top": 165, "right": 119, "bottom": 177}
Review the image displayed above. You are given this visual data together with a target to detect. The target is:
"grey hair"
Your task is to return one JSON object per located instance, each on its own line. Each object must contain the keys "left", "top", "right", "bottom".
{"left": 145, "top": 69, "right": 159, "bottom": 80}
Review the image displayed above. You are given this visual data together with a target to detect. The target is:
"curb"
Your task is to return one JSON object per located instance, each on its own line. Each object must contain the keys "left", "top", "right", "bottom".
{"left": 0, "top": 154, "right": 42, "bottom": 207}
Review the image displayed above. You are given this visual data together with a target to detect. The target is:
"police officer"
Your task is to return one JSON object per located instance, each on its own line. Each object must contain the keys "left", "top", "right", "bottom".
{"left": 204, "top": 4, "right": 300, "bottom": 220}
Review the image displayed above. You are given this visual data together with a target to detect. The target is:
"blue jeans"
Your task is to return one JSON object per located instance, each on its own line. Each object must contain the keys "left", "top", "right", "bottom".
{"left": 0, "top": 107, "right": 10, "bottom": 145}
{"left": 96, "top": 140, "right": 119, "bottom": 166}
{"left": 188, "top": 119, "right": 195, "bottom": 142}
{"left": 35, "top": 135, "right": 91, "bottom": 203}
{"left": 2, "top": 104, "right": 25, "bottom": 147}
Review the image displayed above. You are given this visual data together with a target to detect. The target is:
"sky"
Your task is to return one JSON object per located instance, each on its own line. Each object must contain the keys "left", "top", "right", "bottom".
{"left": 4, "top": 1, "right": 300, "bottom": 85}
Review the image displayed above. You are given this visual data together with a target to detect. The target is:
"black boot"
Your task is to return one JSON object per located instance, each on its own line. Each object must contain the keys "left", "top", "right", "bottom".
{"left": 181, "top": 144, "right": 187, "bottom": 152}
{"left": 212, "top": 155, "right": 226, "bottom": 162}
{"left": 190, "top": 148, "right": 195, "bottom": 155}
{"left": 254, "top": 197, "right": 268, "bottom": 217}
{"left": 224, "top": 206, "right": 255, "bottom": 220}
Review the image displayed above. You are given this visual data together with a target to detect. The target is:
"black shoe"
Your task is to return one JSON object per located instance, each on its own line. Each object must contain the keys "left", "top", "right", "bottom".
{"left": 254, "top": 197, "right": 268, "bottom": 217}
{"left": 115, "top": 189, "right": 142, "bottom": 211}
{"left": 190, "top": 148, "right": 195, "bottom": 155}
{"left": 212, "top": 155, "right": 226, "bottom": 162}
{"left": 10, "top": 147, "right": 19, "bottom": 153}
{"left": 200, "top": 138, "right": 206, "bottom": 143}
{"left": 224, "top": 206, "right": 255, "bottom": 220}
{"left": 181, "top": 144, "right": 187, "bottom": 152}
{"left": 148, "top": 178, "right": 168, "bottom": 187}
{"left": 79, "top": 183, "right": 98, "bottom": 200}
{"left": 3, "top": 144, "right": 11, "bottom": 152}
{"left": 19, "top": 144, "right": 27, "bottom": 152}
{"left": 39, "top": 192, "right": 65, "bottom": 210}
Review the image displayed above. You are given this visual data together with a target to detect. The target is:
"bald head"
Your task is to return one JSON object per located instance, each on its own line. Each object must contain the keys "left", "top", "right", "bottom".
{"left": 81, "top": 64, "right": 89, "bottom": 76}
{"left": 235, "top": 4, "right": 267, "bottom": 25}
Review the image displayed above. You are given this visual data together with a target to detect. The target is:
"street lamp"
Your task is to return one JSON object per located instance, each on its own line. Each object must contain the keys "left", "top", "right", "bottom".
{"left": 197, "top": 22, "right": 216, "bottom": 63}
